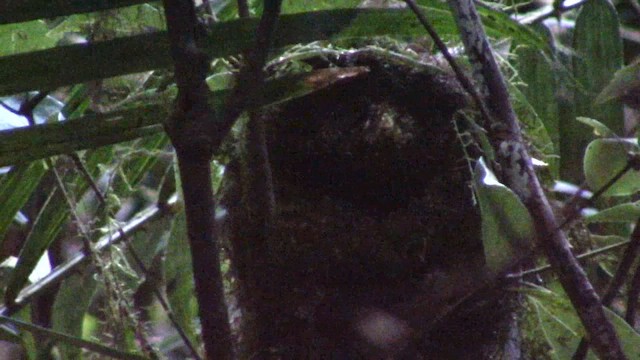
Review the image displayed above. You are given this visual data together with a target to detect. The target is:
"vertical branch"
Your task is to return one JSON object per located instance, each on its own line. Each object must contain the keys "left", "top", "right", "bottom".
{"left": 224, "top": 0, "right": 281, "bottom": 356}
{"left": 444, "top": 0, "right": 626, "bottom": 358}
{"left": 161, "top": 1, "right": 233, "bottom": 359}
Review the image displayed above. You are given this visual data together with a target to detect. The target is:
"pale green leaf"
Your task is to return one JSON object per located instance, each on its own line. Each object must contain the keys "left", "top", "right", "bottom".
{"left": 575, "top": 117, "right": 616, "bottom": 138}
{"left": 473, "top": 158, "right": 535, "bottom": 273}
{"left": 585, "top": 201, "right": 640, "bottom": 223}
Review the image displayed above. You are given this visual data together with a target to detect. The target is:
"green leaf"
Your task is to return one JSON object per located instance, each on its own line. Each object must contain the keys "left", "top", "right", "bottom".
{"left": 0, "top": 0, "right": 151, "bottom": 25}
{"left": 164, "top": 210, "right": 198, "bottom": 348}
{"left": 1, "top": 310, "right": 149, "bottom": 360}
{"left": 596, "top": 61, "right": 640, "bottom": 107}
{"left": 281, "top": 0, "right": 360, "bottom": 13}
{"left": 570, "top": 0, "right": 624, "bottom": 181}
{"left": 523, "top": 283, "right": 640, "bottom": 359}
{"left": 5, "top": 148, "right": 114, "bottom": 305}
{"left": 0, "top": 105, "right": 164, "bottom": 167}
{"left": 473, "top": 158, "right": 535, "bottom": 273}
{"left": 51, "top": 272, "right": 99, "bottom": 360}
{"left": 583, "top": 138, "right": 640, "bottom": 196}
{"left": 515, "top": 43, "right": 559, "bottom": 151}
{"left": 585, "top": 201, "right": 640, "bottom": 223}
{"left": 603, "top": 307, "right": 640, "bottom": 359}
{"left": 0, "top": 20, "right": 56, "bottom": 56}
{"left": 0, "top": 161, "right": 47, "bottom": 242}
{"left": 575, "top": 117, "right": 616, "bottom": 138}
{"left": 524, "top": 285, "right": 582, "bottom": 359}
{"left": 3, "top": 190, "right": 63, "bottom": 305}
{"left": 509, "top": 80, "right": 557, "bottom": 174}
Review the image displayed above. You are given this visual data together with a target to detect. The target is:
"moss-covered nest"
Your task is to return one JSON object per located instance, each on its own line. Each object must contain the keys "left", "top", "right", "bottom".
{"left": 222, "top": 49, "right": 514, "bottom": 359}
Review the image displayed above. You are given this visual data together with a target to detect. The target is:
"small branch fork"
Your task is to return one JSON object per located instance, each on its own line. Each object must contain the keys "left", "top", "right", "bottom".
{"left": 161, "top": 0, "right": 283, "bottom": 358}
{"left": 404, "top": 0, "right": 626, "bottom": 358}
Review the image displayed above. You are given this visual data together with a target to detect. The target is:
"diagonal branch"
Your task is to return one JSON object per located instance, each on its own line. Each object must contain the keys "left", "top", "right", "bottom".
{"left": 440, "top": 0, "right": 626, "bottom": 358}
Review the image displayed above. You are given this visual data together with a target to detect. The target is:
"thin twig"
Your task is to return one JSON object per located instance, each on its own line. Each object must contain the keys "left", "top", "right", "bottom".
{"left": 403, "top": 0, "right": 493, "bottom": 126}
{"left": 0, "top": 195, "right": 178, "bottom": 316}
{"left": 557, "top": 163, "right": 633, "bottom": 230}
{"left": 510, "top": 238, "right": 631, "bottom": 278}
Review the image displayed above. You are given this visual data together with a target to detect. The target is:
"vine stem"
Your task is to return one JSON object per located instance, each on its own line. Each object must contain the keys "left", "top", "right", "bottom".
{"left": 406, "top": 0, "right": 626, "bottom": 358}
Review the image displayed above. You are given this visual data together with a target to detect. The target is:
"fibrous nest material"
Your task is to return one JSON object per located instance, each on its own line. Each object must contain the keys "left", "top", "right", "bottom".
{"left": 223, "top": 49, "right": 513, "bottom": 359}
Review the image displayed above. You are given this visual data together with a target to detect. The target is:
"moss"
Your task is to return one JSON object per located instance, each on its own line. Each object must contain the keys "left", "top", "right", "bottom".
{"left": 223, "top": 49, "right": 514, "bottom": 358}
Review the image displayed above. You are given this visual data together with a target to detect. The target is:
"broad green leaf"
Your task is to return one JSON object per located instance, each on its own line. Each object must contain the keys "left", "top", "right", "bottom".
{"left": 473, "top": 158, "right": 535, "bottom": 273}
{"left": 583, "top": 138, "right": 640, "bottom": 196}
{"left": 602, "top": 307, "right": 640, "bottom": 359}
{"left": 570, "top": 0, "right": 623, "bottom": 181}
{"left": 585, "top": 201, "right": 640, "bottom": 223}
{"left": 0, "top": 8, "right": 547, "bottom": 96}
{"left": 0, "top": 161, "right": 47, "bottom": 242}
{"left": 575, "top": 117, "right": 615, "bottom": 138}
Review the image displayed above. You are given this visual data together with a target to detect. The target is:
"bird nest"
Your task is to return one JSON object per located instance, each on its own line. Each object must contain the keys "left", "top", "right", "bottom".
{"left": 220, "top": 49, "right": 514, "bottom": 358}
